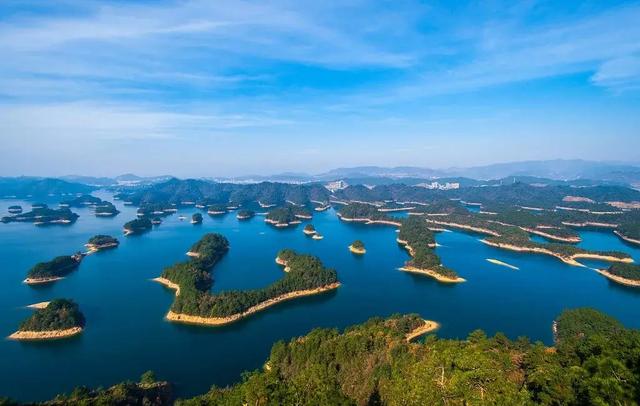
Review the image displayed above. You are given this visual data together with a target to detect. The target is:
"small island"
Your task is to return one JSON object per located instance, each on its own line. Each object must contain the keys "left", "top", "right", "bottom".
{"left": 265, "top": 206, "right": 311, "bottom": 227}
{"left": 207, "top": 204, "right": 227, "bottom": 215}
{"left": 24, "top": 254, "right": 83, "bottom": 285}
{"left": 85, "top": 235, "right": 119, "bottom": 253}
{"left": 349, "top": 240, "right": 366, "bottom": 254}
{"left": 95, "top": 202, "right": 120, "bottom": 217}
{"left": 236, "top": 209, "right": 255, "bottom": 220}
{"left": 191, "top": 212, "right": 203, "bottom": 224}
{"left": 123, "top": 218, "right": 152, "bottom": 235}
{"left": 151, "top": 217, "right": 163, "bottom": 225}
{"left": 8, "top": 205, "right": 22, "bottom": 214}
{"left": 8, "top": 299, "right": 85, "bottom": 341}
{"left": 303, "top": 224, "right": 316, "bottom": 235}
{"left": 596, "top": 263, "right": 640, "bottom": 287}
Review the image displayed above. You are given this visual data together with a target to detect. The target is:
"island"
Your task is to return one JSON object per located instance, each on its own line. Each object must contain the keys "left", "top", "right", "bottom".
{"left": 94, "top": 202, "right": 120, "bottom": 217}
{"left": 85, "top": 235, "right": 119, "bottom": 253}
{"left": 236, "top": 209, "right": 255, "bottom": 220}
{"left": 337, "top": 203, "right": 401, "bottom": 226}
{"left": 191, "top": 213, "right": 203, "bottom": 224}
{"left": 349, "top": 240, "right": 366, "bottom": 254}
{"left": 7, "top": 205, "right": 22, "bottom": 214}
{"left": 8, "top": 299, "right": 85, "bottom": 341}
{"left": 265, "top": 206, "right": 310, "bottom": 227}
{"left": 303, "top": 224, "right": 316, "bottom": 235}
{"left": 207, "top": 204, "right": 227, "bottom": 215}
{"left": 1, "top": 207, "right": 79, "bottom": 225}
{"left": 123, "top": 218, "right": 152, "bottom": 235}
{"left": 151, "top": 217, "right": 163, "bottom": 225}
{"left": 595, "top": 263, "right": 640, "bottom": 287}
{"left": 154, "top": 234, "right": 339, "bottom": 326}
{"left": 24, "top": 254, "right": 83, "bottom": 285}
{"left": 60, "top": 194, "right": 103, "bottom": 207}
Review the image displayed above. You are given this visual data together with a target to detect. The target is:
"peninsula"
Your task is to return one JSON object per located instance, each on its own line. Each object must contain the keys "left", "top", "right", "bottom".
{"left": 24, "top": 254, "right": 83, "bottom": 285}
{"left": 155, "top": 234, "right": 339, "bottom": 326}
{"left": 8, "top": 299, "right": 85, "bottom": 341}
{"left": 595, "top": 263, "right": 640, "bottom": 287}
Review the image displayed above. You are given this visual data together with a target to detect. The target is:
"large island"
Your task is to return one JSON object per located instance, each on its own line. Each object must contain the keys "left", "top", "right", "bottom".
{"left": 8, "top": 299, "right": 85, "bottom": 340}
{"left": 1, "top": 207, "right": 79, "bottom": 225}
{"left": 154, "top": 233, "right": 339, "bottom": 326}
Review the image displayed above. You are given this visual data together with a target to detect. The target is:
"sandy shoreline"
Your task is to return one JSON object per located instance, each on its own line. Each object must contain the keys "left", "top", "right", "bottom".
{"left": 424, "top": 220, "right": 501, "bottom": 237}
{"left": 399, "top": 266, "right": 466, "bottom": 283}
{"left": 614, "top": 230, "right": 640, "bottom": 246}
{"left": 26, "top": 301, "right": 51, "bottom": 309}
{"left": 480, "top": 240, "right": 632, "bottom": 267}
{"left": 274, "top": 256, "right": 291, "bottom": 272}
{"left": 521, "top": 227, "right": 581, "bottom": 243}
{"left": 8, "top": 327, "right": 83, "bottom": 341}
{"left": 23, "top": 276, "right": 65, "bottom": 285}
{"left": 338, "top": 215, "right": 402, "bottom": 227}
{"left": 186, "top": 251, "right": 200, "bottom": 258}
{"left": 85, "top": 242, "right": 119, "bottom": 254}
{"left": 486, "top": 258, "right": 519, "bottom": 270}
{"left": 405, "top": 320, "right": 440, "bottom": 342}
{"left": 153, "top": 277, "right": 181, "bottom": 295}
{"left": 594, "top": 269, "right": 640, "bottom": 287}
{"left": 164, "top": 282, "right": 341, "bottom": 326}
{"left": 349, "top": 245, "right": 366, "bottom": 254}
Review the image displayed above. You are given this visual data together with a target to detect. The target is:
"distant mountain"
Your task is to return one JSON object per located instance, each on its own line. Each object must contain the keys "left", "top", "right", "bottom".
{"left": 316, "top": 166, "right": 445, "bottom": 180}
{"left": 0, "top": 177, "right": 95, "bottom": 198}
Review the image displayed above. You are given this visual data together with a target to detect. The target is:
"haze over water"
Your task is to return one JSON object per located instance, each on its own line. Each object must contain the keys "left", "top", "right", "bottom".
{"left": 1, "top": 193, "right": 639, "bottom": 401}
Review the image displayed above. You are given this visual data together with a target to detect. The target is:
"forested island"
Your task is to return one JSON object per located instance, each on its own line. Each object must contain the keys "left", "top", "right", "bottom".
{"left": 60, "top": 194, "right": 103, "bottom": 207}
{"left": 349, "top": 240, "right": 366, "bottom": 254}
{"left": 7, "top": 205, "right": 22, "bottom": 214}
{"left": 1, "top": 207, "right": 79, "bottom": 225}
{"left": 265, "top": 206, "right": 311, "bottom": 227}
{"left": 154, "top": 234, "right": 339, "bottom": 325}
{"left": 24, "top": 254, "right": 83, "bottom": 284}
{"left": 191, "top": 213, "right": 203, "bottom": 224}
{"left": 85, "top": 235, "right": 119, "bottom": 253}
{"left": 236, "top": 209, "right": 255, "bottom": 220}
{"left": 303, "top": 224, "right": 316, "bottom": 235}
{"left": 8, "top": 299, "right": 85, "bottom": 340}
{"left": 337, "top": 203, "right": 399, "bottom": 225}
{"left": 123, "top": 218, "right": 152, "bottom": 235}
{"left": 0, "top": 177, "right": 94, "bottom": 199}
{"left": 28, "top": 308, "right": 640, "bottom": 405}
{"left": 207, "top": 204, "right": 227, "bottom": 215}
{"left": 94, "top": 202, "right": 120, "bottom": 217}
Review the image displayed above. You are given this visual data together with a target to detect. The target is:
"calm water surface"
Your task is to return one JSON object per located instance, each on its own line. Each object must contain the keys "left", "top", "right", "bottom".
{"left": 1, "top": 193, "right": 639, "bottom": 401}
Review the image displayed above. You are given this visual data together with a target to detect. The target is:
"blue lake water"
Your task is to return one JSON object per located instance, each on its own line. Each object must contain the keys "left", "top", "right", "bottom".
{"left": 1, "top": 193, "right": 639, "bottom": 401}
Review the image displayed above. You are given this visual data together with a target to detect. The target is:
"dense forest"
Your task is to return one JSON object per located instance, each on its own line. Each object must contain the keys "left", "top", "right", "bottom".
{"left": 59, "top": 194, "right": 103, "bottom": 207}
{"left": 94, "top": 202, "right": 120, "bottom": 216}
{"left": 179, "top": 308, "right": 640, "bottom": 405}
{"left": 18, "top": 299, "right": 85, "bottom": 332}
{"left": 10, "top": 308, "right": 640, "bottom": 405}
{"left": 26, "top": 255, "right": 82, "bottom": 280}
{"left": 1, "top": 207, "right": 79, "bottom": 224}
{"left": 160, "top": 234, "right": 338, "bottom": 319}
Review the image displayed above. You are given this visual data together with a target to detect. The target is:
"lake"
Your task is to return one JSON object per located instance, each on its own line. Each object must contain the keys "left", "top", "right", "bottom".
{"left": 1, "top": 193, "right": 639, "bottom": 401}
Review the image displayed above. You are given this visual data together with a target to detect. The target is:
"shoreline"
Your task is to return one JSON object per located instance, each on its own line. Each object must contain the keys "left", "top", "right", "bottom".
{"left": 153, "top": 277, "right": 181, "bottom": 295}
{"left": 186, "top": 251, "right": 200, "bottom": 258}
{"left": 85, "top": 242, "right": 119, "bottom": 254}
{"left": 424, "top": 220, "right": 500, "bottom": 237}
{"left": 405, "top": 320, "right": 440, "bottom": 342}
{"left": 23, "top": 276, "right": 65, "bottom": 285}
{"left": 520, "top": 227, "right": 581, "bottom": 243}
{"left": 480, "top": 240, "right": 633, "bottom": 267}
{"left": 594, "top": 269, "right": 640, "bottom": 287}
{"left": 338, "top": 215, "right": 401, "bottom": 227}
{"left": 8, "top": 326, "right": 83, "bottom": 341}
{"left": 26, "top": 301, "right": 51, "bottom": 309}
{"left": 399, "top": 266, "right": 466, "bottom": 283}
{"left": 486, "top": 258, "right": 519, "bottom": 270}
{"left": 614, "top": 230, "right": 640, "bottom": 246}
{"left": 164, "top": 282, "right": 341, "bottom": 326}
{"left": 274, "top": 256, "right": 291, "bottom": 272}
{"left": 348, "top": 245, "right": 366, "bottom": 254}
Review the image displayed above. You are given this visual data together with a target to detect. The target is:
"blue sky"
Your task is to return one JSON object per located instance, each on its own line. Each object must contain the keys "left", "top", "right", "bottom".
{"left": 1, "top": 0, "right": 639, "bottom": 177}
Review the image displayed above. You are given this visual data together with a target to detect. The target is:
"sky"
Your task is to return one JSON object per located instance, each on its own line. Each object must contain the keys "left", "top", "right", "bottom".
{"left": 1, "top": 0, "right": 639, "bottom": 177}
